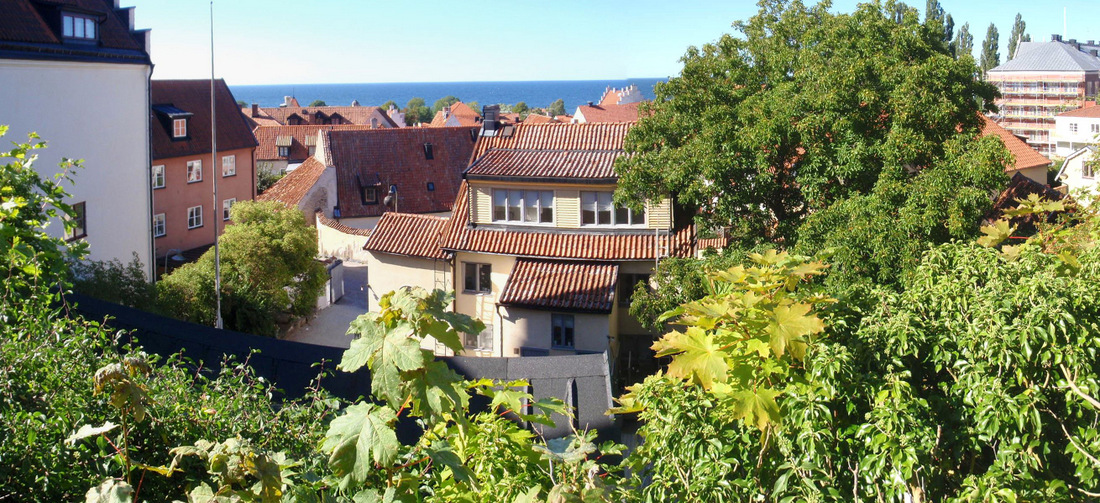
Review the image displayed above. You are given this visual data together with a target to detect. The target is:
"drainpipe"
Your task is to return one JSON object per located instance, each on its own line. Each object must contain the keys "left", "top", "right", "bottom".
{"left": 145, "top": 63, "right": 156, "bottom": 282}
{"left": 496, "top": 303, "right": 505, "bottom": 357}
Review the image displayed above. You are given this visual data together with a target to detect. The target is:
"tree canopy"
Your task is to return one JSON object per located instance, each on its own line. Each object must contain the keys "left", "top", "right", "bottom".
{"left": 954, "top": 21, "right": 974, "bottom": 58}
{"left": 615, "top": 0, "right": 1002, "bottom": 247}
{"left": 980, "top": 22, "right": 1000, "bottom": 74}
{"left": 431, "top": 95, "right": 461, "bottom": 116}
{"left": 1007, "top": 13, "right": 1029, "bottom": 60}
{"left": 308, "top": 99, "right": 327, "bottom": 107}
{"left": 547, "top": 98, "right": 566, "bottom": 117}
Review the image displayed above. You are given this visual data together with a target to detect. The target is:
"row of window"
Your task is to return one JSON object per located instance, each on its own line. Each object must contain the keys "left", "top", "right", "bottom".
{"left": 1067, "top": 123, "right": 1100, "bottom": 134}
{"left": 152, "top": 156, "right": 236, "bottom": 188}
{"left": 490, "top": 189, "right": 646, "bottom": 227}
{"left": 62, "top": 13, "right": 97, "bottom": 41}
{"left": 153, "top": 199, "right": 235, "bottom": 237}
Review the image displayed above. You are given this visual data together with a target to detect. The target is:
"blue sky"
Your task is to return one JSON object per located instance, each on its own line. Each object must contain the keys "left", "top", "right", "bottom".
{"left": 137, "top": 1, "right": 1100, "bottom": 85}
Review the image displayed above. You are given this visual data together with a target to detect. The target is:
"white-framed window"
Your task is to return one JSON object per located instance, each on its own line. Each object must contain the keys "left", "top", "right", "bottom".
{"left": 222, "top": 155, "right": 236, "bottom": 177}
{"left": 463, "top": 263, "right": 491, "bottom": 294}
{"left": 223, "top": 198, "right": 235, "bottom": 220}
{"left": 551, "top": 313, "right": 575, "bottom": 349}
{"left": 580, "top": 191, "right": 646, "bottom": 226}
{"left": 492, "top": 189, "right": 553, "bottom": 223}
{"left": 1084, "top": 162, "right": 1095, "bottom": 180}
{"left": 277, "top": 146, "right": 290, "bottom": 157}
{"left": 464, "top": 323, "right": 494, "bottom": 352}
{"left": 187, "top": 205, "right": 203, "bottom": 229}
{"left": 153, "top": 213, "right": 166, "bottom": 237}
{"left": 67, "top": 201, "right": 87, "bottom": 241}
{"left": 186, "top": 160, "right": 202, "bottom": 183}
{"left": 173, "top": 118, "right": 187, "bottom": 138}
{"left": 152, "top": 165, "right": 165, "bottom": 189}
{"left": 1092, "top": 123, "right": 1100, "bottom": 134}
{"left": 62, "top": 13, "right": 97, "bottom": 41}
{"left": 1070, "top": 122, "right": 1079, "bottom": 134}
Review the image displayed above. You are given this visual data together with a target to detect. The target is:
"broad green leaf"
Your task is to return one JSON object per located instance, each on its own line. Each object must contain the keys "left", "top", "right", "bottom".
{"left": 323, "top": 403, "right": 400, "bottom": 484}
{"left": 731, "top": 388, "right": 781, "bottom": 431}
{"left": 976, "top": 219, "right": 1015, "bottom": 248}
{"left": 660, "top": 326, "right": 729, "bottom": 388}
{"left": 85, "top": 479, "right": 132, "bottom": 503}
{"left": 768, "top": 302, "right": 823, "bottom": 360}
{"left": 426, "top": 443, "right": 474, "bottom": 485}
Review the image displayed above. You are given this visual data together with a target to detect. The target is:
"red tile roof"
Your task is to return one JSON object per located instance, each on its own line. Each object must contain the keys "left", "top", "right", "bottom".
{"left": 151, "top": 79, "right": 257, "bottom": 160}
{"left": 0, "top": 0, "right": 149, "bottom": 63}
{"left": 470, "top": 122, "right": 633, "bottom": 161}
{"left": 440, "top": 182, "right": 697, "bottom": 261}
{"left": 522, "top": 114, "right": 556, "bottom": 124}
{"left": 575, "top": 102, "right": 641, "bottom": 123}
{"left": 599, "top": 88, "right": 622, "bottom": 107}
{"left": 253, "top": 125, "right": 375, "bottom": 161}
{"left": 257, "top": 105, "right": 398, "bottom": 128}
{"left": 429, "top": 101, "right": 482, "bottom": 127}
{"left": 241, "top": 108, "right": 282, "bottom": 128}
{"left": 363, "top": 213, "right": 448, "bottom": 260}
{"left": 257, "top": 157, "right": 326, "bottom": 208}
{"left": 980, "top": 115, "right": 1053, "bottom": 172}
{"left": 1056, "top": 102, "right": 1100, "bottom": 118}
{"left": 329, "top": 127, "right": 479, "bottom": 218}
{"left": 499, "top": 259, "right": 619, "bottom": 313}
{"left": 466, "top": 150, "right": 622, "bottom": 181}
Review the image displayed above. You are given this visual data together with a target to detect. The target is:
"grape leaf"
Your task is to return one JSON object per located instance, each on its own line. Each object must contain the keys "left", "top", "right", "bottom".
{"left": 323, "top": 403, "right": 400, "bottom": 484}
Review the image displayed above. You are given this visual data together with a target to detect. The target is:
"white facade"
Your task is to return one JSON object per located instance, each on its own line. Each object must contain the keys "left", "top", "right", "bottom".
{"left": 0, "top": 58, "right": 153, "bottom": 277}
{"left": 1057, "top": 146, "right": 1099, "bottom": 205}
{"left": 1053, "top": 115, "right": 1100, "bottom": 157}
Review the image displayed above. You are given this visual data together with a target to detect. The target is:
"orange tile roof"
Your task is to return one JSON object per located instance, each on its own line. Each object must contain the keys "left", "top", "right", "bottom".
{"left": 1056, "top": 102, "right": 1100, "bottom": 118}
{"left": 253, "top": 125, "right": 375, "bottom": 160}
{"left": 980, "top": 115, "right": 1053, "bottom": 172}
{"left": 466, "top": 150, "right": 622, "bottom": 181}
{"left": 241, "top": 107, "right": 282, "bottom": 128}
{"left": 440, "top": 182, "right": 697, "bottom": 261}
{"left": 363, "top": 213, "right": 448, "bottom": 260}
{"left": 257, "top": 157, "right": 326, "bottom": 208}
{"left": 470, "top": 122, "right": 633, "bottom": 161}
{"left": 316, "top": 212, "right": 370, "bottom": 236}
{"left": 599, "top": 88, "right": 621, "bottom": 107}
{"left": 522, "top": 114, "right": 556, "bottom": 124}
{"left": 257, "top": 106, "right": 398, "bottom": 128}
{"left": 575, "top": 102, "right": 641, "bottom": 123}
{"left": 499, "top": 259, "right": 619, "bottom": 313}
{"left": 429, "top": 101, "right": 482, "bottom": 127}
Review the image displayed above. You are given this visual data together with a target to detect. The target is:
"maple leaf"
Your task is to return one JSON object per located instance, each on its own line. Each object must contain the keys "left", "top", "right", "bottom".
{"left": 661, "top": 326, "right": 730, "bottom": 388}
{"left": 730, "top": 388, "right": 781, "bottom": 430}
{"left": 976, "top": 219, "right": 1015, "bottom": 248}
{"left": 323, "top": 403, "right": 400, "bottom": 485}
{"left": 767, "top": 301, "right": 824, "bottom": 359}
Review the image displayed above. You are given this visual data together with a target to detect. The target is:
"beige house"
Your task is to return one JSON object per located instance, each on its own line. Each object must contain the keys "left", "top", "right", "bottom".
{"left": 363, "top": 122, "right": 722, "bottom": 378}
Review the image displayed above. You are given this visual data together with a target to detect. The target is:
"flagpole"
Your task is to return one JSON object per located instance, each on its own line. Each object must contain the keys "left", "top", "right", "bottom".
{"left": 210, "top": 0, "right": 223, "bottom": 329}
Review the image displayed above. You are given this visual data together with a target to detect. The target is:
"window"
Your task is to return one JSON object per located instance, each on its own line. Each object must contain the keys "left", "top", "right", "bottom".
{"left": 223, "top": 198, "right": 236, "bottom": 220}
{"left": 62, "top": 13, "right": 97, "bottom": 41}
{"left": 360, "top": 187, "right": 378, "bottom": 205}
{"left": 1084, "top": 162, "right": 1095, "bottom": 180}
{"left": 173, "top": 118, "right": 187, "bottom": 138}
{"left": 222, "top": 155, "right": 236, "bottom": 177}
{"left": 186, "top": 160, "right": 202, "bottom": 183}
{"left": 1070, "top": 123, "right": 1079, "bottom": 134}
{"left": 152, "top": 165, "right": 165, "bottom": 189}
{"left": 426, "top": 182, "right": 435, "bottom": 191}
{"left": 307, "top": 146, "right": 316, "bottom": 157}
{"left": 153, "top": 213, "right": 166, "bottom": 237}
{"left": 464, "top": 323, "right": 493, "bottom": 352}
{"left": 278, "top": 146, "right": 290, "bottom": 157}
{"left": 551, "top": 314, "right": 575, "bottom": 349}
{"left": 187, "top": 205, "right": 203, "bottom": 229}
{"left": 68, "top": 201, "right": 86, "bottom": 240}
{"left": 581, "top": 191, "right": 645, "bottom": 226}
{"left": 618, "top": 273, "right": 651, "bottom": 306}
{"left": 1092, "top": 124, "right": 1099, "bottom": 134}
{"left": 492, "top": 189, "right": 553, "bottom": 223}
{"left": 423, "top": 143, "right": 434, "bottom": 160}
{"left": 463, "top": 263, "right": 491, "bottom": 294}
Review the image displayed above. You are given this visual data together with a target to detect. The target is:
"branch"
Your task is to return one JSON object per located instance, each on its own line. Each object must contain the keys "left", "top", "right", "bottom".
{"left": 1059, "top": 365, "right": 1100, "bottom": 411}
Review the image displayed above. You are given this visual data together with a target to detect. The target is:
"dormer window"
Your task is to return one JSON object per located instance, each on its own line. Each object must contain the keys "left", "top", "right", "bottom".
{"left": 173, "top": 118, "right": 187, "bottom": 138}
{"left": 62, "top": 13, "right": 97, "bottom": 41}
{"left": 423, "top": 143, "right": 434, "bottom": 160}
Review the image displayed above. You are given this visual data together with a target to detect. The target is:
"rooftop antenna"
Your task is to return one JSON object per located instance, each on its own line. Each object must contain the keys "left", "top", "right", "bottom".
{"left": 210, "top": 0, "right": 223, "bottom": 329}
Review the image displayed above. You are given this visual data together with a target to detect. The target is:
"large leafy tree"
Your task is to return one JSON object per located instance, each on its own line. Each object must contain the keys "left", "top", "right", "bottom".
{"left": 615, "top": 0, "right": 1000, "bottom": 244}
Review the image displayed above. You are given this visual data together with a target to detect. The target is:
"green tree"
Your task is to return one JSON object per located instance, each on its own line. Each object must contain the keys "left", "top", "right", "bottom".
{"left": 980, "top": 22, "right": 1000, "bottom": 74}
{"left": 924, "top": 0, "right": 953, "bottom": 49}
{"left": 157, "top": 200, "right": 326, "bottom": 336}
{"left": 547, "top": 98, "right": 566, "bottom": 117}
{"left": 404, "top": 97, "right": 431, "bottom": 125}
{"left": 307, "top": 99, "right": 327, "bottom": 107}
{"left": 431, "top": 95, "right": 461, "bottom": 116}
{"left": 954, "top": 21, "right": 974, "bottom": 58}
{"left": 466, "top": 100, "right": 480, "bottom": 115}
{"left": 380, "top": 99, "right": 397, "bottom": 111}
{"left": 512, "top": 101, "right": 529, "bottom": 115}
{"left": 615, "top": 0, "right": 998, "bottom": 245}
{"left": 1007, "top": 13, "right": 1028, "bottom": 60}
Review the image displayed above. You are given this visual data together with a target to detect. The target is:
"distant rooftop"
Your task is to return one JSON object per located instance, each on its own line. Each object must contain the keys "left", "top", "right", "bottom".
{"left": 990, "top": 38, "right": 1100, "bottom": 73}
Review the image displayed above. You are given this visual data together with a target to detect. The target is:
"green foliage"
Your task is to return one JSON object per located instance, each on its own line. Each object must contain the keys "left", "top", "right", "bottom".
{"left": 980, "top": 22, "right": 1000, "bottom": 74}
{"left": 380, "top": 100, "right": 397, "bottom": 111}
{"left": 157, "top": 200, "right": 326, "bottom": 336}
{"left": 431, "top": 95, "right": 461, "bottom": 116}
{"left": 404, "top": 97, "right": 431, "bottom": 125}
{"left": 512, "top": 101, "right": 529, "bottom": 116}
{"left": 955, "top": 21, "right": 974, "bottom": 58}
{"left": 616, "top": 0, "right": 998, "bottom": 245}
{"left": 1007, "top": 13, "right": 1027, "bottom": 60}
{"left": 308, "top": 100, "right": 327, "bottom": 107}
{"left": 70, "top": 253, "right": 158, "bottom": 312}
{"left": 466, "top": 101, "right": 479, "bottom": 115}
{"left": 256, "top": 168, "right": 285, "bottom": 195}
{"left": 547, "top": 98, "right": 566, "bottom": 117}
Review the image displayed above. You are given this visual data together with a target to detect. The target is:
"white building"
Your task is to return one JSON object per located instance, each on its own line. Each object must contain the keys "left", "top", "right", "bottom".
{"left": 1056, "top": 146, "right": 1099, "bottom": 204}
{"left": 1053, "top": 104, "right": 1100, "bottom": 157}
{"left": 0, "top": 0, "right": 154, "bottom": 277}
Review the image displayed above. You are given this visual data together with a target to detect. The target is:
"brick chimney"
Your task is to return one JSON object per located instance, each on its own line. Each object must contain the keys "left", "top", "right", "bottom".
{"left": 251, "top": 103, "right": 259, "bottom": 117}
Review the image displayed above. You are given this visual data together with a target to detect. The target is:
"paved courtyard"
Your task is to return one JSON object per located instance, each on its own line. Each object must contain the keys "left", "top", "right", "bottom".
{"left": 284, "top": 261, "right": 368, "bottom": 348}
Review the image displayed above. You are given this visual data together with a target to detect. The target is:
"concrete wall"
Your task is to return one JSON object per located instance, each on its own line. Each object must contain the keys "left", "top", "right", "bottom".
{"left": 1015, "top": 166, "right": 1049, "bottom": 185}
{"left": 153, "top": 146, "right": 254, "bottom": 255}
{"left": 0, "top": 59, "right": 153, "bottom": 277}
{"left": 317, "top": 214, "right": 370, "bottom": 262}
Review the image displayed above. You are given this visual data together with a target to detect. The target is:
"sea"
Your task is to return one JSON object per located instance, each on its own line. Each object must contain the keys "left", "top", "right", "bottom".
{"left": 230, "top": 78, "right": 666, "bottom": 114}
